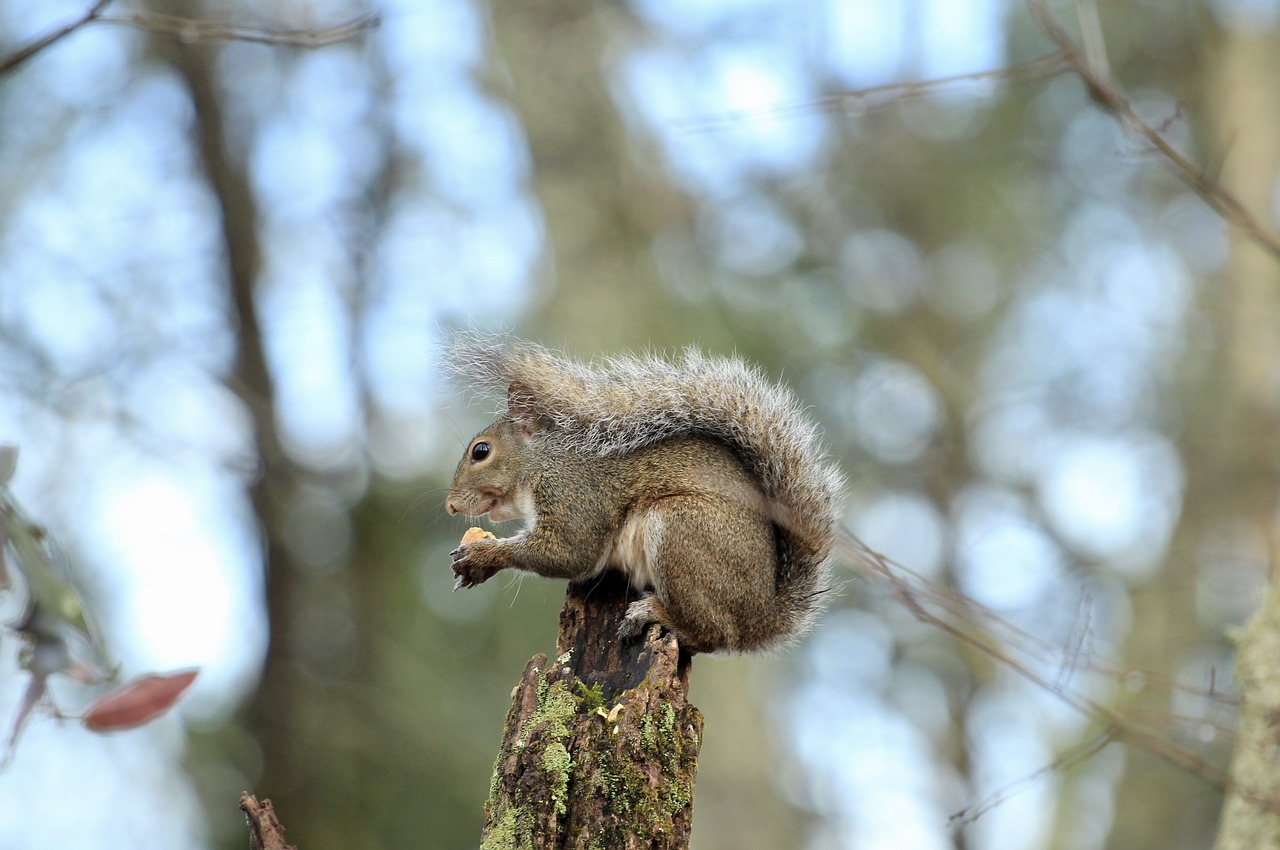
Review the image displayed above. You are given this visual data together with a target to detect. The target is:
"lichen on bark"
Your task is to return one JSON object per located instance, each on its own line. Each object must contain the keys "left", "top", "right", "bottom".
{"left": 1214, "top": 576, "right": 1280, "bottom": 850}
{"left": 479, "top": 573, "right": 703, "bottom": 850}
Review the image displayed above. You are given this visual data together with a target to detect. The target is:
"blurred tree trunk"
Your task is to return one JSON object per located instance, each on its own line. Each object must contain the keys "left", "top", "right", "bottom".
{"left": 1217, "top": 579, "right": 1280, "bottom": 850}
{"left": 1104, "top": 21, "right": 1280, "bottom": 849}
{"left": 1208, "top": 23, "right": 1280, "bottom": 850}
{"left": 485, "top": 0, "right": 696, "bottom": 349}
{"left": 153, "top": 5, "right": 332, "bottom": 841}
{"left": 160, "top": 18, "right": 295, "bottom": 792}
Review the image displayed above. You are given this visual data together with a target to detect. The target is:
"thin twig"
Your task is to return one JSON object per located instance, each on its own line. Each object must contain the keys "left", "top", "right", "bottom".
{"left": 949, "top": 730, "right": 1116, "bottom": 827}
{"left": 818, "top": 51, "right": 1072, "bottom": 114}
{"left": 0, "top": 0, "right": 114, "bottom": 76}
{"left": 98, "top": 11, "right": 381, "bottom": 49}
{"left": 681, "top": 52, "right": 1072, "bottom": 131}
{"left": 1056, "top": 586, "right": 1093, "bottom": 692}
{"left": 837, "top": 533, "right": 1234, "bottom": 790}
{"left": 1074, "top": 0, "right": 1111, "bottom": 82}
{"left": 0, "top": 4, "right": 378, "bottom": 78}
{"left": 1027, "top": 0, "right": 1280, "bottom": 262}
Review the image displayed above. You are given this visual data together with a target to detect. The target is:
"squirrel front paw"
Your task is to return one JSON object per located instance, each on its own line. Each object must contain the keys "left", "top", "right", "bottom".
{"left": 451, "top": 537, "right": 500, "bottom": 590}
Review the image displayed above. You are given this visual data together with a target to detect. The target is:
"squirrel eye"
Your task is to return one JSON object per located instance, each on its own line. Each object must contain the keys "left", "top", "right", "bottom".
{"left": 470, "top": 441, "right": 492, "bottom": 462}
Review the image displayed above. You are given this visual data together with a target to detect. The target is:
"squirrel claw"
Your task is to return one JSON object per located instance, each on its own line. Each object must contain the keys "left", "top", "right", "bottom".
{"left": 450, "top": 542, "right": 495, "bottom": 589}
{"left": 452, "top": 568, "right": 490, "bottom": 589}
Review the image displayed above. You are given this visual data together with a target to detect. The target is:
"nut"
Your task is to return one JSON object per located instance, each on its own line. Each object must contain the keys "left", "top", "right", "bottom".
{"left": 460, "top": 527, "right": 496, "bottom": 546}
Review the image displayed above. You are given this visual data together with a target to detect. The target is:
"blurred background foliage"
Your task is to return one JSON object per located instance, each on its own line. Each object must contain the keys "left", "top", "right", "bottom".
{"left": 0, "top": 0, "right": 1277, "bottom": 848}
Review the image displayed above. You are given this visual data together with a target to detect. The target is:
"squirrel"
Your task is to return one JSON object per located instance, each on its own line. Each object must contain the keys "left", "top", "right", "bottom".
{"left": 443, "top": 332, "right": 845, "bottom": 653}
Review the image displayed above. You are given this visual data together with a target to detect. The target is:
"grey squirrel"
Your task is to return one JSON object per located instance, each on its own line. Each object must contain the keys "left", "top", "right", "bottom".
{"left": 444, "top": 333, "right": 844, "bottom": 653}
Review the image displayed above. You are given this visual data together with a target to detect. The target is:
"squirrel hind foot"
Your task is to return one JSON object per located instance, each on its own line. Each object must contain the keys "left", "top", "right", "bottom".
{"left": 620, "top": 594, "right": 725, "bottom": 654}
{"left": 618, "top": 595, "right": 669, "bottom": 643}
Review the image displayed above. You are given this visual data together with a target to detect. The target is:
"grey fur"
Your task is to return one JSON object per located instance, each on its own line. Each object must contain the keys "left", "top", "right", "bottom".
{"left": 445, "top": 331, "right": 845, "bottom": 643}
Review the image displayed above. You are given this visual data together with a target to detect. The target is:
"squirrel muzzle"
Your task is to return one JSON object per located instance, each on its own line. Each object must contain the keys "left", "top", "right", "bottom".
{"left": 445, "top": 494, "right": 494, "bottom": 517}
{"left": 446, "top": 489, "right": 527, "bottom": 523}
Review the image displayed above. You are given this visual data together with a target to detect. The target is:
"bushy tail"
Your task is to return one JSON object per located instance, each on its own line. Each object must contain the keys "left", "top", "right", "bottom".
{"left": 445, "top": 331, "right": 845, "bottom": 637}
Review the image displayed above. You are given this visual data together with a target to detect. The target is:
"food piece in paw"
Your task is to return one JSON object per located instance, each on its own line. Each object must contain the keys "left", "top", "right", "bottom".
{"left": 460, "top": 526, "right": 496, "bottom": 546}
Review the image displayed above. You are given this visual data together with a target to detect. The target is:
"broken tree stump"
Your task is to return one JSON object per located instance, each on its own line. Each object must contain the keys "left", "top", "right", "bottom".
{"left": 480, "top": 571, "right": 704, "bottom": 849}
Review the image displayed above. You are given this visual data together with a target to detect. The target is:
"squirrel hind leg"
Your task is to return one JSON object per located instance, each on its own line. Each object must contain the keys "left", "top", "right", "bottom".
{"left": 619, "top": 593, "right": 720, "bottom": 654}
{"left": 628, "top": 495, "right": 779, "bottom": 654}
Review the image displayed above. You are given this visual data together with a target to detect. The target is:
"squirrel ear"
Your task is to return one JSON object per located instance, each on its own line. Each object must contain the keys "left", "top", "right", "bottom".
{"left": 507, "top": 382, "right": 547, "bottom": 437}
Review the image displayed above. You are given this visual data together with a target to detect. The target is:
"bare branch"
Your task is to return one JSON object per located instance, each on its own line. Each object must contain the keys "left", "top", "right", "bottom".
{"left": 837, "top": 533, "right": 1234, "bottom": 790}
{"left": 692, "top": 3, "right": 1280, "bottom": 265}
{"left": 949, "top": 730, "right": 1117, "bottom": 827}
{"left": 822, "top": 51, "right": 1074, "bottom": 113}
{"left": 239, "top": 794, "right": 297, "bottom": 850}
{"left": 0, "top": 0, "right": 114, "bottom": 77}
{"left": 0, "top": 4, "right": 378, "bottom": 78}
{"left": 98, "top": 11, "right": 381, "bottom": 48}
{"left": 1074, "top": 0, "right": 1111, "bottom": 81}
{"left": 1027, "top": 0, "right": 1280, "bottom": 262}
{"left": 683, "top": 52, "right": 1072, "bottom": 131}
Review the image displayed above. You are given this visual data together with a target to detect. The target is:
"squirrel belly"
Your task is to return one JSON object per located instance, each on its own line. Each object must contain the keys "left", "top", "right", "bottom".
{"left": 444, "top": 333, "right": 845, "bottom": 653}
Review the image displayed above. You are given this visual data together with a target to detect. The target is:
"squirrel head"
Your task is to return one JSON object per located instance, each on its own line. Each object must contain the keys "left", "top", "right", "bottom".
{"left": 445, "top": 382, "right": 548, "bottom": 522}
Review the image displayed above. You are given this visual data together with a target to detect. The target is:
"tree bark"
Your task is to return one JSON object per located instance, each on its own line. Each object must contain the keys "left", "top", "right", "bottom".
{"left": 480, "top": 572, "right": 703, "bottom": 850}
{"left": 1209, "top": 23, "right": 1280, "bottom": 850}
{"left": 1216, "top": 580, "right": 1280, "bottom": 850}
{"left": 240, "top": 793, "right": 298, "bottom": 850}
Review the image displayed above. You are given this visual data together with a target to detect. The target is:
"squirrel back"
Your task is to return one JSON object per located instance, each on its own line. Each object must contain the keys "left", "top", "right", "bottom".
{"left": 445, "top": 332, "right": 845, "bottom": 649}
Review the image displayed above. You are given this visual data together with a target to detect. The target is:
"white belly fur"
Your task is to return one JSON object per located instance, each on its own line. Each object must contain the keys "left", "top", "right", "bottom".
{"left": 597, "top": 507, "right": 664, "bottom": 594}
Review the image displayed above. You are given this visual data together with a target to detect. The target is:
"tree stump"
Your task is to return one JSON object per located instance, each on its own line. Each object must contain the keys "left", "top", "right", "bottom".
{"left": 480, "top": 572, "right": 703, "bottom": 850}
